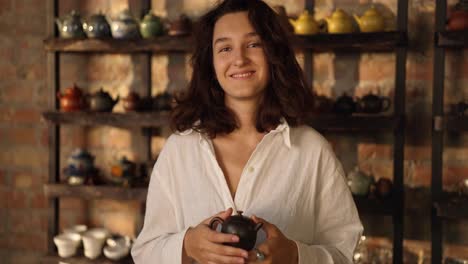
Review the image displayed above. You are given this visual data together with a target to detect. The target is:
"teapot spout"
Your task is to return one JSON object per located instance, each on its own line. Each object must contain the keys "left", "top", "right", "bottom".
{"left": 288, "top": 18, "right": 297, "bottom": 27}
{"left": 113, "top": 96, "right": 120, "bottom": 106}
{"left": 55, "top": 18, "right": 62, "bottom": 29}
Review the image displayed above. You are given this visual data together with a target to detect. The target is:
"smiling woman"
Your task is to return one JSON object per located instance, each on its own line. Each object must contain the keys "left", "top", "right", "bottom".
{"left": 131, "top": 1, "right": 363, "bottom": 264}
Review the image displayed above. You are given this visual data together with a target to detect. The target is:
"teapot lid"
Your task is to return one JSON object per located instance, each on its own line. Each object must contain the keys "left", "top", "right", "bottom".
{"left": 364, "top": 6, "right": 381, "bottom": 16}
{"left": 117, "top": 9, "right": 134, "bottom": 20}
{"left": 66, "top": 10, "right": 82, "bottom": 19}
{"left": 65, "top": 83, "right": 83, "bottom": 95}
{"left": 94, "top": 87, "right": 111, "bottom": 97}
{"left": 332, "top": 8, "right": 348, "bottom": 17}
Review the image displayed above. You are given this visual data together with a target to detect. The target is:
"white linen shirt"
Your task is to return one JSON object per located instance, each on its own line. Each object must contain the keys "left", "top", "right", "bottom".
{"left": 132, "top": 121, "right": 363, "bottom": 264}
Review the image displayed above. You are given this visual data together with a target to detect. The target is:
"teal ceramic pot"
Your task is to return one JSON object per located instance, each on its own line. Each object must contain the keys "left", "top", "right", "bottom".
{"left": 140, "top": 12, "right": 164, "bottom": 38}
{"left": 56, "top": 10, "right": 86, "bottom": 38}
{"left": 83, "top": 13, "right": 111, "bottom": 38}
{"left": 347, "top": 167, "right": 373, "bottom": 196}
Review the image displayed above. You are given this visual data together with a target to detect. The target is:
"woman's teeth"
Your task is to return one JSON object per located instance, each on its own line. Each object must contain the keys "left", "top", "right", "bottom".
{"left": 232, "top": 72, "right": 253, "bottom": 78}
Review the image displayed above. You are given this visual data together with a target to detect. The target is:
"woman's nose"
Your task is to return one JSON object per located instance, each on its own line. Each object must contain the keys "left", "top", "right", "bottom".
{"left": 233, "top": 48, "right": 248, "bottom": 67}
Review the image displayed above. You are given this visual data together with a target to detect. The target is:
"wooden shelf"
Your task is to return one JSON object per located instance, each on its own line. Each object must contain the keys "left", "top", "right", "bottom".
{"left": 353, "top": 196, "right": 394, "bottom": 215}
{"left": 434, "top": 193, "right": 468, "bottom": 219}
{"left": 293, "top": 31, "right": 407, "bottom": 52}
{"left": 307, "top": 114, "right": 401, "bottom": 132}
{"left": 44, "top": 31, "right": 406, "bottom": 53}
{"left": 44, "top": 36, "right": 193, "bottom": 53}
{"left": 43, "top": 111, "right": 401, "bottom": 132}
{"left": 445, "top": 116, "right": 468, "bottom": 131}
{"left": 44, "top": 184, "right": 147, "bottom": 201}
{"left": 41, "top": 254, "right": 133, "bottom": 264}
{"left": 436, "top": 30, "right": 468, "bottom": 48}
{"left": 42, "top": 111, "right": 170, "bottom": 128}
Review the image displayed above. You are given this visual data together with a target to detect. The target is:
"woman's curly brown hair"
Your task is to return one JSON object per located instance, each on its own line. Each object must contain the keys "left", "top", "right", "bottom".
{"left": 171, "top": 0, "right": 314, "bottom": 138}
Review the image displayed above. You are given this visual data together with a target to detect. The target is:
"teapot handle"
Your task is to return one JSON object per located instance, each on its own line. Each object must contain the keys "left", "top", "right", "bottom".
{"left": 381, "top": 97, "right": 391, "bottom": 112}
{"left": 209, "top": 217, "right": 224, "bottom": 230}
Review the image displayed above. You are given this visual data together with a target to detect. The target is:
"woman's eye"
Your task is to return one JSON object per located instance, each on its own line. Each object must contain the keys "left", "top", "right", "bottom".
{"left": 219, "top": 47, "right": 231, "bottom": 53}
{"left": 248, "top": 42, "right": 262, "bottom": 48}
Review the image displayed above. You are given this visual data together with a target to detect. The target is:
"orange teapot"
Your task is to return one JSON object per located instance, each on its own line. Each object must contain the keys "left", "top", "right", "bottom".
{"left": 57, "top": 84, "right": 86, "bottom": 112}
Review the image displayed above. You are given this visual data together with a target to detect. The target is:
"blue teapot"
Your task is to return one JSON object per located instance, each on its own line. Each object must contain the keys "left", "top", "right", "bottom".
{"left": 109, "top": 9, "right": 140, "bottom": 39}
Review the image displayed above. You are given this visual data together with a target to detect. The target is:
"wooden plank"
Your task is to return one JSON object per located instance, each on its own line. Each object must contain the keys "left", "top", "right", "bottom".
{"left": 437, "top": 30, "right": 468, "bottom": 48}
{"left": 41, "top": 254, "right": 133, "bottom": 264}
{"left": 44, "top": 31, "right": 406, "bottom": 53}
{"left": 293, "top": 31, "right": 407, "bottom": 52}
{"left": 43, "top": 184, "right": 147, "bottom": 201}
{"left": 435, "top": 195, "right": 468, "bottom": 219}
{"left": 42, "top": 111, "right": 171, "bottom": 128}
{"left": 307, "top": 114, "right": 401, "bottom": 132}
{"left": 44, "top": 36, "right": 193, "bottom": 53}
{"left": 353, "top": 196, "right": 394, "bottom": 215}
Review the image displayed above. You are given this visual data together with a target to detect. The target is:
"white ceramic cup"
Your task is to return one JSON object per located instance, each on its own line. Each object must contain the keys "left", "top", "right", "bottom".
{"left": 54, "top": 233, "right": 80, "bottom": 258}
{"left": 82, "top": 228, "right": 109, "bottom": 259}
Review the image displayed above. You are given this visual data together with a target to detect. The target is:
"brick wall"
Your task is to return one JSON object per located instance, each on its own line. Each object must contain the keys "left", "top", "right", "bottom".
{"left": 0, "top": 0, "right": 467, "bottom": 262}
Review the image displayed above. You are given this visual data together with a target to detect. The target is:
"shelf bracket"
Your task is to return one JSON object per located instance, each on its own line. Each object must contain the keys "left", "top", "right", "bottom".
{"left": 433, "top": 115, "right": 444, "bottom": 131}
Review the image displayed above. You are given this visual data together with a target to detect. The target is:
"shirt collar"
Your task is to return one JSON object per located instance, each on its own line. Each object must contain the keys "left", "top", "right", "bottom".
{"left": 177, "top": 118, "right": 291, "bottom": 149}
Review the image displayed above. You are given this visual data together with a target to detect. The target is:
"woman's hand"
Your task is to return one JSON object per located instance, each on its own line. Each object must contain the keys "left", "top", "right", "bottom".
{"left": 247, "top": 215, "right": 298, "bottom": 264}
{"left": 183, "top": 208, "right": 249, "bottom": 264}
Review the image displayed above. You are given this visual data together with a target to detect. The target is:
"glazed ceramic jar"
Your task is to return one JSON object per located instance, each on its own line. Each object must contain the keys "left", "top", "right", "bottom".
{"left": 56, "top": 10, "right": 86, "bottom": 38}
{"left": 140, "top": 12, "right": 164, "bottom": 38}
{"left": 83, "top": 12, "right": 112, "bottom": 38}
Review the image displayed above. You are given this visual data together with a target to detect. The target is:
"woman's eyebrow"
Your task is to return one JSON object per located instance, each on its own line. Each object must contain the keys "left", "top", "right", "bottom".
{"left": 213, "top": 32, "right": 259, "bottom": 46}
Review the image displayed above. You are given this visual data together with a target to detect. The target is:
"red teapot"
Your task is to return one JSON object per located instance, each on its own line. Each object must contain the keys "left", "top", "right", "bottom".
{"left": 57, "top": 84, "right": 86, "bottom": 112}
{"left": 447, "top": 1, "right": 468, "bottom": 30}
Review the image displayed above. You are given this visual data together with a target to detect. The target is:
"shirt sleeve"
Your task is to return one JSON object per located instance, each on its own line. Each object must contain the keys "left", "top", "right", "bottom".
{"left": 294, "top": 148, "right": 363, "bottom": 264}
{"left": 131, "top": 137, "right": 189, "bottom": 264}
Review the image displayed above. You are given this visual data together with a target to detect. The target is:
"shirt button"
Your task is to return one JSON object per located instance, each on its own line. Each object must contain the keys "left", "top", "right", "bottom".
{"left": 248, "top": 167, "right": 254, "bottom": 173}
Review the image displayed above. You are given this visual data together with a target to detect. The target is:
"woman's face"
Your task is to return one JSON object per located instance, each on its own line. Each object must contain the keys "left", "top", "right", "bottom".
{"left": 212, "top": 11, "right": 270, "bottom": 106}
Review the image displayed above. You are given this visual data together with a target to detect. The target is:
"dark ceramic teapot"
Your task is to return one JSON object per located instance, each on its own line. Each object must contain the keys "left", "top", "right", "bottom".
{"left": 56, "top": 10, "right": 86, "bottom": 38}
{"left": 83, "top": 12, "right": 112, "bottom": 38}
{"left": 313, "top": 93, "right": 334, "bottom": 113}
{"left": 333, "top": 93, "right": 356, "bottom": 115}
{"left": 153, "top": 92, "right": 173, "bottom": 111}
{"left": 57, "top": 84, "right": 86, "bottom": 112}
{"left": 356, "top": 94, "right": 391, "bottom": 114}
{"left": 88, "top": 88, "right": 119, "bottom": 112}
{"left": 209, "top": 211, "right": 263, "bottom": 251}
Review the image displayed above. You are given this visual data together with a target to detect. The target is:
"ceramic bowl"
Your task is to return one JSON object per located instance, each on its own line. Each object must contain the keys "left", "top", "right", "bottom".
{"left": 54, "top": 234, "right": 80, "bottom": 258}
{"left": 103, "top": 244, "right": 130, "bottom": 260}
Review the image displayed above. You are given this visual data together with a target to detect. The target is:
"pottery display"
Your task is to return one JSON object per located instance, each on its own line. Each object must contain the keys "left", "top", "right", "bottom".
{"left": 57, "top": 84, "right": 86, "bottom": 112}
{"left": 333, "top": 93, "right": 356, "bottom": 115}
{"left": 153, "top": 92, "right": 173, "bottom": 111}
{"left": 356, "top": 94, "right": 391, "bottom": 114}
{"left": 289, "top": 10, "right": 321, "bottom": 35}
{"left": 63, "top": 224, "right": 88, "bottom": 235}
{"left": 54, "top": 233, "right": 81, "bottom": 258}
{"left": 122, "top": 91, "right": 142, "bottom": 112}
{"left": 109, "top": 9, "right": 140, "bottom": 39}
{"left": 63, "top": 148, "right": 97, "bottom": 185}
{"left": 88, "top": 88, "right": 119, "bottom": 112}
{"left": 375, "top": 178, "right": 393, "bottom": 199}
{"left": 56, "top": 10, "right": 86, "bottom": 38}
{"left": 140, "top": 11, "right": 164, "bottom": 38}
{"left": 82, "top": 228, "right": 110, "bottom": 259}
{"left": 322, "top": 9, "right": 355, "bottom": 34}
{"left": 447, "top": 0, "right": 468, "bottom": 30}
{"left": 104, "top": 235, "right": 132, "bottom": 260}
{"left": 167, "top": 14, "right": 192, "bottom": 36}
{"left": 354, "top": 6, "right": 386, "bottom": 32}
{"left": 347, "top": 167, "right": 373, "bottom": 196}
{"left": 209, "top": 211, "right": 263, "bottom": 251}
{"left": 110, "top": 156, "right": 137, "bottom": 186}
{"left": 83, "top": 12, "right": 112, "bottom": 38}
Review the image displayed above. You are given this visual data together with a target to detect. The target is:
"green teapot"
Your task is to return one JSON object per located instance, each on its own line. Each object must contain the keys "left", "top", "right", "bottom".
{"left": 289, "top": 10, "right": 321, "bottom": 35}
{"left": 140, "top": 12, "right": 164, "bottom": 38}
{"left": 347, "top": 167, "right": 373, "bottom": 196}
{"left": 323, "top": 9, "right": 355, "bottom": 34}
{"left": 354, "top": 6, "right": 386, "bottom": 32}
{"left": 55, "top": 10, "right": 86, "bottom": 38}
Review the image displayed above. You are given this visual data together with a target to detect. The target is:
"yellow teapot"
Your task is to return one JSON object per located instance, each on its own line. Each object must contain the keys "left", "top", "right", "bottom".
{"left": 289, "top": 10, "right": 321, "bottom": 35}
{"left": 323, "top": 9, "right": 355, "bottom": 34}
{"left": 354, "top": 6, "right": 386, "bottom": 32}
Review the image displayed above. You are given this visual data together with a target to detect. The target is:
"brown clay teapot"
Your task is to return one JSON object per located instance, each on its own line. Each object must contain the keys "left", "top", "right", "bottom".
{"left": 122, "top": 91, "right": 141, "bottom": 112}
{"left": 356, "top": 94, "right": 391, "bottom": 114}
{"left": 447, "top": 0, "right": 468, "bottom": 30}
{"left": 209, "top": 211, "right": 263, "bottom": 251}
{"left": 57, "top": 84, "right": 86, "bottom": 112}
{"left": 167, "top": 14, "right": 192, "bottom": 36}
